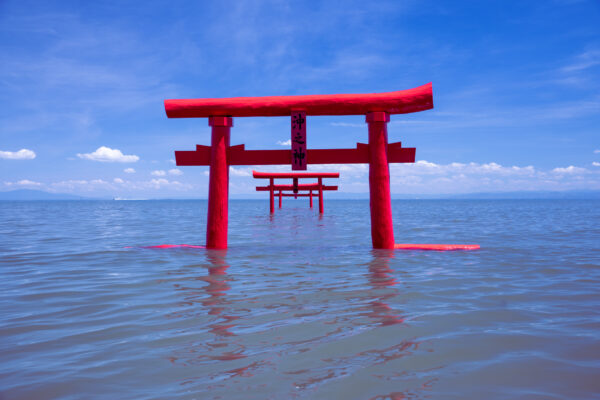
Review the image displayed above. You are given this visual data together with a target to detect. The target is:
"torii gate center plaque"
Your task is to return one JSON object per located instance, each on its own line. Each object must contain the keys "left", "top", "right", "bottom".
{"left": 291, "top": 111, "right": 307, "bottom": 170}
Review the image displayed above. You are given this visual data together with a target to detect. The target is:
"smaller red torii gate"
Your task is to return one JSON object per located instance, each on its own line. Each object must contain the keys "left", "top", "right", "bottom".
{"left": 253, "top": 171, "right": 339, "bottom": 213}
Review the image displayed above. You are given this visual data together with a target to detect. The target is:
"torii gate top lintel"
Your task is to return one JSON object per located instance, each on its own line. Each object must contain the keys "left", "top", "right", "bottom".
{"left": 164, "top": 82, "right": 433, "bottom": 118}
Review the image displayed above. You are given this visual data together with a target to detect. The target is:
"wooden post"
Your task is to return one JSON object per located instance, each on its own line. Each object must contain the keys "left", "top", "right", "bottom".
{"left": 318, "top": 177, "right": 324, "bottom": 214}
{"left": 278, "top": 190, "right": 282, "bottom": 208}
{"left": 206, "top": 116, "right": 232, "bottom": 249}
{"left": 309, "top": 190, "right": 313, "bottom": 208}
{"left": 366, "top": 112, "right": 394, "bottom": 249}
{"left": 269, "top": 178, "right": 274, "bottom": 213}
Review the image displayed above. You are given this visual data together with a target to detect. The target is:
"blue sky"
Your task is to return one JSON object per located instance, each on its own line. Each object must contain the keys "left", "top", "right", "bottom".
{"left": 1, "top": 0, "right": 599, "bottom": 198}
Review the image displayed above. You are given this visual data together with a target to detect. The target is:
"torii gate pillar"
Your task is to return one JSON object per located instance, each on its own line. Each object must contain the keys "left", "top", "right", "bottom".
{"left": 367, "top": 112, "right": 395, "bottom": 249}
{"left": 206, "top": 116, "right": 232, "bottom": 249}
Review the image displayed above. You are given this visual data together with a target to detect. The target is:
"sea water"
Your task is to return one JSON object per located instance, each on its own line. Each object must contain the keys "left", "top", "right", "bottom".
{"left": 0, "top": 199, "right": 599, "bottom": 399}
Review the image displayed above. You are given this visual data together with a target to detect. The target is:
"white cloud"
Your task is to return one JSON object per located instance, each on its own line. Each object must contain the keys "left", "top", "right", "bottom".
{"left": 77, "top": 146, "right": 139, "bottom": 163}
{"left": 49, "top": 177, "right": 194, "bottom": 194}
{"left": 330, "top": 122, "right": 364, "bottom": 128}
{"left": 595, "top": 149, "right": 600, "bottom": 154}
{"left": 51, "top": 179, "right": 113, "bottom": 192}
{"left": 22, "top": 180, "right": 41, "bottom": 186}
{"left": 277, "top": 139, "right": 291, "bottom": 146}
{"left": 389, "top": 160, "right": 537, "bottom": 178}
{"left": 147, "top": 178, "right": 190, "bottom": 189}
{"left": 168, "top": 168, "right": 182, "bottom": 176}
{"left": 151, "top": 170, "right": 166, "bottom": 176}
{"left": 168, "top": 159, "right": 176, "bottom": 164}
{"left": 4, "top": 179, "right": 42, "bottom": 187}
{"left": 124, "top": 168, "right": 135, "bottom": 174}
{"left": 592, "top": 162, "right": 600, "bottom": 167}
{"left": 230, "top": 167, "right": 252, "bottom": 177}
{"left": 151, "top": 178, "right": 168, "bottom": 185}
{"left": 0, "top": 149, "right": 36, "bottom": 160}
{"left": 551, "top": 166, "right": 587, "bottom": 174}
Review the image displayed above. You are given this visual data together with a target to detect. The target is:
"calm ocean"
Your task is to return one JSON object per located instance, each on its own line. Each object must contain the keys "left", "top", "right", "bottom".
{"left": 1, "top": 199, "right": 599, "bottom": 399}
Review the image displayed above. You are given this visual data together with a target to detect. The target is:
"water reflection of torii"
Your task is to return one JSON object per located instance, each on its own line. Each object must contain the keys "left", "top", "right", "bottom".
{"left": 202, "top": 251, "right": 240, "bottom": 339}
{"left": 168, "top": 251, "right": 247, "bottom": 366}
{"left": 366, "top": 250, "right": 405, "bottom": 327}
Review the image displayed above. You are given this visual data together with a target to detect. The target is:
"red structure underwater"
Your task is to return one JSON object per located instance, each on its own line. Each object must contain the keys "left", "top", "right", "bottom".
{"left": 165, "top": 83, "right": 479, "bottom": 251}
{"left": 253, "top": 171, "right": 339, "bottom": 213}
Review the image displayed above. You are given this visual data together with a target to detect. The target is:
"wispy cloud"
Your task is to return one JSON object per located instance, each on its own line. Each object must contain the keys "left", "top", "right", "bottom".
{"left": 77, "top": 146, "right": 139, "bottom": 163}
{"left": 49, "top": 177, "right": 193, "bottom": 193}
{"left": 124, "top": 168, "right": 136, "bottom": 174}
{"left": 561, "top": 49, "right": 600, "bottom": 73}
{"left": 276, "top": 139, "right": 291, "bottom": 146}
{"left": 330, "top": 122, "right": 364, "bottom": 128}
{"left": 552, "top": 166, "right": 587, "bottom": 174}
{"left": 3, "top": 179, "right": 42, "bottom": 187}
{"left": 0, "top": 11, "right": 179, "bottom": 139}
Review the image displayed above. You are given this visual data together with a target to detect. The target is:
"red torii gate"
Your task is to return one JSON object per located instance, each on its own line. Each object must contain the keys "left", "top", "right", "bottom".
{"left": 253, "top": 171, "right": 339, "bottom": 213}
{"left": 165, "top": 83, "right": 479, "bottom": 251}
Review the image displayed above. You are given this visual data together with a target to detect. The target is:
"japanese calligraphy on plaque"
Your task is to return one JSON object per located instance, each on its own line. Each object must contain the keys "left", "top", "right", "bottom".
{"left": 291, "top": 111, "right": 307, "bottom": 170}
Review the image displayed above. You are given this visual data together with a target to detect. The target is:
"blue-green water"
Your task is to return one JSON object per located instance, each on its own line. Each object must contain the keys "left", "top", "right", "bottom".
{"left": 1, "top": 199, "right": 599, "bottom": 399}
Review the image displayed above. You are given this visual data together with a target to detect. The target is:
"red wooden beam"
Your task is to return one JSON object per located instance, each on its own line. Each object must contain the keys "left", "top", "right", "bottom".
{"left": 256, "top": 184, "right": 338, "bottom": 191}
{"left": 279, "top": 193, "right": 313, "bottom": 197}
{"left": 165, "top": 83, "right": 433, "bottom": 118}
{"left": 175, "top": 143, "right": 415, "bottom": 166}
{"left": 253, "top": 171, "right": 339, "bottom": 179}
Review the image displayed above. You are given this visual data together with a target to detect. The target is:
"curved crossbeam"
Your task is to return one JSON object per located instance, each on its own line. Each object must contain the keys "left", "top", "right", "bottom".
{"left": 165, "top": 83, "right": 433, "bottom": 118}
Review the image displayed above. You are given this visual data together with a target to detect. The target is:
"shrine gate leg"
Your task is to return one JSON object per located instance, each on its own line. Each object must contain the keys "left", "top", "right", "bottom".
{"left": 279, "top": 190, "right": 282, "bottom": 208}
{"left": 367, "top": 112, "right": 395, "bottom": 249}
{"left": 318, "top": 178, "right": 324, "bottom": 214}
{"left": 269, "top": 178, "right": 275, "bottom": 213}
{"left": 206, "top": 116, "right": 232, "bottom": 249}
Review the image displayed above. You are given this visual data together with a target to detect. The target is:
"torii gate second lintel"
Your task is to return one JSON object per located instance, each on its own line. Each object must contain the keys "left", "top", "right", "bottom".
{"left": 165, "top": 83, "right": 477, "bottom": 251}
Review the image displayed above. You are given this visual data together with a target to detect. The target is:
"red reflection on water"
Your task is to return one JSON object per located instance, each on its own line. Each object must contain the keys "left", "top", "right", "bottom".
{"left": 369, "top": 392, "right": 406, "bottom": 400}
{"left": 367, "top": 250, "right": 404, "bottom": 326}
{"left": 202, "top": 250, "right": 239, "bottom": 338}
{"left": 168, "top": 250, "right": 249, "bottom": 373}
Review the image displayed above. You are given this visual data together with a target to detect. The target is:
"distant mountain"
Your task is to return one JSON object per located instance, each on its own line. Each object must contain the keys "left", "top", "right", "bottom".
{"left": 368, "top": 190, "right": 600, "bottom": 200}
{"left": 0, "top": 189, "right": 94, "bottom": 200}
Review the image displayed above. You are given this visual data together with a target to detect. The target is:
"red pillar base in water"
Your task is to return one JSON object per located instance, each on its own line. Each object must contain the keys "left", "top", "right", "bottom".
{"left": 394, "top": 244, "right": 480, "bottom": 251}
{"left": 367, "top": 112, "right": 395, "bottom": 249}
{"left": 206, "top": 116, "right": 232, "bottom": 249}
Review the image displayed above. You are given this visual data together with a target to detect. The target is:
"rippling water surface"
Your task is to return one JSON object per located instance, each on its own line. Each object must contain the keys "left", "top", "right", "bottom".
{"left": 1, "top": 199, "right": 599, "bottom": 399}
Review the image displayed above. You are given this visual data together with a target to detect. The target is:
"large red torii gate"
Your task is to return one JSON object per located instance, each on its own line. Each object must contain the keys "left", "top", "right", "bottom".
{"left": 164, "top": 83, "right": 478, "bottom": 251}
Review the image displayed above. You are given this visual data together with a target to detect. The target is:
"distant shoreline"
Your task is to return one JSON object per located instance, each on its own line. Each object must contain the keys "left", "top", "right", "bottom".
{"left": 1, "top": 189, "right": 599, "bottom": 201}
